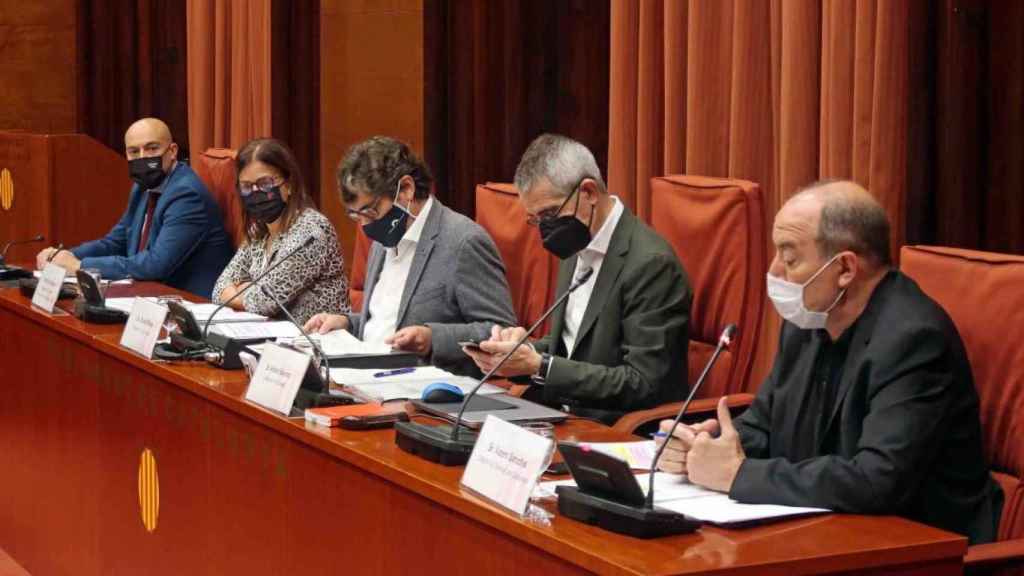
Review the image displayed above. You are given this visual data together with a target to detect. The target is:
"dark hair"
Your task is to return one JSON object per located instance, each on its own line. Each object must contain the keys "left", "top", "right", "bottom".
{"left": 335, "top": 136, "right": 433, "bottom": 204}
{"left": 236, "top": 138, "right": 313, "bottom": 243}
{"left": 798, "top": 179, "right": 893, "bottom": 267}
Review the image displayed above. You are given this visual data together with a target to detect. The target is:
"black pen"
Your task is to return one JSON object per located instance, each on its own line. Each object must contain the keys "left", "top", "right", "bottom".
{"left": 47, "top": 243, "right": 64, "bottom": 263}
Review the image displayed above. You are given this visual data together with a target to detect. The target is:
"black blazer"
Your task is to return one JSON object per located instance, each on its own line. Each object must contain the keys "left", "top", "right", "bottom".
{"left": 731, "top": 270, "right": 1002, "bottom": 544}
{"left": 529, "top": 206, "right": 692, "bottom": 424}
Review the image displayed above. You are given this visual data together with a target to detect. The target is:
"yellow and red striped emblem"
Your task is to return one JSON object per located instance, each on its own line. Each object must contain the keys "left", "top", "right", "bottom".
{"left": 137, "top": 448, "right": 159, "bottom": 533}
{"left": 0, "top": 168, "right": 12, "bottom": 211}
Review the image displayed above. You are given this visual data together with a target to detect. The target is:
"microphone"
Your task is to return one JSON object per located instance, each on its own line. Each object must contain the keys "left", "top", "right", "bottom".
{"left": 201, "top": 234, "right": 316, "bottom": 341}
{"left": 0, "top": 234, "right": 45, "bottom": 270}
{"left": 394, "top": 266, "right": 595, "bottom": 465}
{"left": 254, "top": 283, "right": 338, "bottom": 406}
{"left": 555, "top": 323, "right": 738, "bottom": 538}
{"left": 645, "top": 323, "right": 737, "bottom": 507}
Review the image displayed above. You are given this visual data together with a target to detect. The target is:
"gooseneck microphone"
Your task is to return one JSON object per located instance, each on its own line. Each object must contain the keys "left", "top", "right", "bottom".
{"left": 645, "top": 323, "right": 737, "bottom": 508}
{"left": 202, "top": 234, "right": 316, "bottom": 341}
{"left": 257, "top": 283, "right": 331, "bottom": 393}
{"left": 0, "top": 234, "right": 45, "bottom": 266}
{"left": 394, "top": 266, "right": 594, "bottom": 465}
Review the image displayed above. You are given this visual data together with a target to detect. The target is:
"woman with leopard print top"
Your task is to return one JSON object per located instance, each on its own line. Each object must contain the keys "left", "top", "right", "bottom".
{"left": 212, "top": 138, "right": 350, "bottom": 326}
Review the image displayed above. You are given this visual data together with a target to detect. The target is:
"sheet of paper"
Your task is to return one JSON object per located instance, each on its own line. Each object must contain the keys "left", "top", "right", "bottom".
{"left": 210, "top": 321, "right": 301, "bottom": 340}
{"left": 579, "top": 440, "right": 657, "bottom": 470}
{"left": 538, "top": 472, "right": 829, "bottom": 525}
{"left": 104, "top": 297, "right": 141, "bottom": 314}
{"left": 183, "top": 302, "right": 267, "bottom": 323}
{"left": 33, "top": 271, "right": 132, "bottom": 285}
{"left": 328, "top": 366, "right": 504, "bottom": 402}
{"left": 312, "top": 329, "right": 391, "bottom": 355}
{"left": 33, "top": 269, "right": 75, "bottom": 285}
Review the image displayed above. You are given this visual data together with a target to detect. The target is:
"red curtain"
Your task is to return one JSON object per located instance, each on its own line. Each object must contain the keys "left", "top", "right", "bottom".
{"left": 608, "top": 0, "right": 931, "bottom": 386}
{"left": 186, "top": 0, "right": 272, "bottom": 155}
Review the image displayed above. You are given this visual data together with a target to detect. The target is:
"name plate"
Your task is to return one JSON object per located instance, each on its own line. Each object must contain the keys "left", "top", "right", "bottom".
{"left": 31, "top": 263, "right": 66, "bottom": 313}
{"left": 119, "top": 298, "right": 167, "bottom": 359}
{"left": 245, "top": 342, "right": 309, "bottom": 415}
{"left": 460, "top": 415, "right": 555, "bottom": 516}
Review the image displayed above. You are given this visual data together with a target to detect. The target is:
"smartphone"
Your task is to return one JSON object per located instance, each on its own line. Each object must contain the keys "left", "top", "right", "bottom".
{"left": 458, "top": 340, "right": 483, "bottom": 353}
{"left": 338, "top": 411, "right": 410, "bottom": 430}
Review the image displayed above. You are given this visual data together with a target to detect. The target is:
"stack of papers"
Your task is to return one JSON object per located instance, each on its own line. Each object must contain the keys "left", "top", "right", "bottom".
{"left": 329, "top": 366, "right": 505, "bottom": 402}
{"left": 210, "top": 321, "right": 301, "bottom": 339}
{"left": 103, "top": 298, "right": 267, "bottom": 323}
{"left": 33, "top": 270, "right": 133, "bottom": 285}
{"left": 305, "top": 329, "right": 391, "bottom": 356}
{"left": 539, "top": 472, "right": 829, "bottom": 526}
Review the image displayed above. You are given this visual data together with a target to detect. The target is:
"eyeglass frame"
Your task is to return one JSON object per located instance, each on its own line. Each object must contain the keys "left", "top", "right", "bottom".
{"left": 239, "top": 176, "right": 286, "bottom": 198}
{"left": 525, "top": 179, "right": 588, "bottom": 227}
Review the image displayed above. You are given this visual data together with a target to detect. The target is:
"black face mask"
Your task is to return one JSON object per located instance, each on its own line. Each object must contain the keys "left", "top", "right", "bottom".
{"left": 538, "top": 188, "right": 593, "bottom": 259}
{"left": 361, "top": 183, "right": 414, "bottom": 248}
{"left": 129, "top": 155, "right": 168, "bottom": 190}
{"left": 243, "top": 186, "right": 287, "bottom": 224}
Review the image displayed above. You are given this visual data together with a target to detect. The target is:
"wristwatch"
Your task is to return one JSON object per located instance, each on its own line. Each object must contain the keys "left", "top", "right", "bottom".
{"left": 531, "top": 352, "right": 553, "bottom": 385}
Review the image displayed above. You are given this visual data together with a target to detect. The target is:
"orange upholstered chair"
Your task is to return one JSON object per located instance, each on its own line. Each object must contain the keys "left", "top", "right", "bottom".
{"left": 348, "top": 226, "right": 372, "bottom": 312}
{"left": 191, "top": 148, "right": 244, "bottom": 248}
{"left": 900, "top": 246, "right": 1024, "bottom": 574}
{"left": 614, "top": 176, "right": 767, "bottom": 433}
{"left": 474, "top": 182, "right": 559, "bottom": 335}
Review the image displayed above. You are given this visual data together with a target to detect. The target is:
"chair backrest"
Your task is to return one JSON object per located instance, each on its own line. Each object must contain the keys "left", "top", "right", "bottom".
{"left": 191, "top": 148, "right": 243, "bottom": 248}
{"left": 900, "top": 245, "right": 1024, "bottom": 541}
{"left": 474, "top": 182, "right": 559, "bottom": 334}
{"left": 648, "top": 176, "right": 767, "bottom": 397}
{"left": 348, "top": 226, "right": 372, "bottom": 312}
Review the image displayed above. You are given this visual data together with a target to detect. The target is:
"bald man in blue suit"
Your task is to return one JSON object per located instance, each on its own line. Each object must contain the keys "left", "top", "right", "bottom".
{"left": 37, "top": 118, "right": 233, "bottom": 297}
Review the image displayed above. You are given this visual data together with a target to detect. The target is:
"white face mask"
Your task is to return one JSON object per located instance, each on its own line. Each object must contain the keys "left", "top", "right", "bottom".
{"left": 766, "top": 254, "right": 847, "bottom": 330}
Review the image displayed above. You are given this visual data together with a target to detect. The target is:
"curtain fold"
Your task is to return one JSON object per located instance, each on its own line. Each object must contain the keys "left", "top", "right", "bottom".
{"left": 187, "top": 0, "right": 272, "bottom": 156}
{"left": 609, "top": 0, "right": 928, "bottom": 387}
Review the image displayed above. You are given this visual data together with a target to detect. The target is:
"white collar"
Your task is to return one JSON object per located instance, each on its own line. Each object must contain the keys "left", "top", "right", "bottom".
{"left": 583, "top": 195, "right": 623, "bottom": 256}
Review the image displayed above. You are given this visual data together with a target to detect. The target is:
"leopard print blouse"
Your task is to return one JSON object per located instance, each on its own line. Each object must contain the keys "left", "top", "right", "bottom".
{"left": 212, "top": 208, "right": 350, "bottom": 325}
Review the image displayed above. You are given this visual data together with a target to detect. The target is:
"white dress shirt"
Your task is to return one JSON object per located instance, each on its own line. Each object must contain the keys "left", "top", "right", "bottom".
{"left": 362, "top": 196, "right": 434, "bottom": 345}
{"left": 561, "top": 196, "right": 624, "bottom": 356}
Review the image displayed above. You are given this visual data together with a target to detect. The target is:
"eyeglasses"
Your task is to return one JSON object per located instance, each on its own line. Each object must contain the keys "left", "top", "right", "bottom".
{"left": 239, "top": 176, "right": 284, "bottom": 197}
{"left": 346, "top": 195, "right": 385, "bottom": 222}
{"left": 525, "top": 185, "right": 582, "bottom": 227}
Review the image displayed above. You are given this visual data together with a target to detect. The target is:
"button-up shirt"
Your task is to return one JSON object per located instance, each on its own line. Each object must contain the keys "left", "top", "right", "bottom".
{"left": 362, "top": 196, "right": 433, "bottom": 345}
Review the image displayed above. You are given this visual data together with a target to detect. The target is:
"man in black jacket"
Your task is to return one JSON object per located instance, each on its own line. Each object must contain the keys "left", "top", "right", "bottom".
{"left": 658, "top": 180, "right": 1002, "bottom": 544}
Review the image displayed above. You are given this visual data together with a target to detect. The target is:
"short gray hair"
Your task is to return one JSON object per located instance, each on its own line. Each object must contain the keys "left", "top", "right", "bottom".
{"left": 514, "top": 134, "right": 606, "bottom": 198}
{"left": 796, "top": 179, "right": 893, "bottom": 267}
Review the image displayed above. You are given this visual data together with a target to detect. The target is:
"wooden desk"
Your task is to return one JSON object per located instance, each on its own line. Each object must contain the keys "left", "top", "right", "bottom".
{"left": 0, "top": 284, "right": 967, "bottom": 575}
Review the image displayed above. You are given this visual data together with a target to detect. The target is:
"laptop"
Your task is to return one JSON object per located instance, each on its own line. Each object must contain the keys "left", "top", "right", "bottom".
{"left": 410, "top": 393, "right": 567, "bottom": 429}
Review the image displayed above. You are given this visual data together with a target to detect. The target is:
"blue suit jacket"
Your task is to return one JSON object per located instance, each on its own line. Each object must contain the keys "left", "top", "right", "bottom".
{"left": 71, "top": 163, "right": 234, "bottom": 298}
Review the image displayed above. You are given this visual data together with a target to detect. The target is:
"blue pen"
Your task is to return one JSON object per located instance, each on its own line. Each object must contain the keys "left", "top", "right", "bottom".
{"left": 374, "top": 367, "right": 416, "bottom": 378}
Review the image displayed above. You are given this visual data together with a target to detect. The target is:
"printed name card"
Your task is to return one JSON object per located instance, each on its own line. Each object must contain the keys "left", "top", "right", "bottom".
{"left": 119, "top": 298, "right": 167, "bottom": 359}
{"left": 244, "top": 342, "right": 309, "bottom": 415}
{"left": 31, "top": 263, "right": 66, "bottom": 313}
{"left": 460, "top": 415, "right": 555, "bottom": 516}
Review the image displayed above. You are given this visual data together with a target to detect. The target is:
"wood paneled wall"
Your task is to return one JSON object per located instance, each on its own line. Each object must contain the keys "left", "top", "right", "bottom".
{"left": 0, "top": 2, "right": 79, "bottom": 133}
{"left": 319, "top": 0, "right": 427, "bottom": 264}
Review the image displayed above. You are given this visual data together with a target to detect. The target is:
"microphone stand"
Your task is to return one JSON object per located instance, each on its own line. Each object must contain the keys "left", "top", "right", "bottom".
{"left": 395, "top": 267, "right": 594, "bottom": 466}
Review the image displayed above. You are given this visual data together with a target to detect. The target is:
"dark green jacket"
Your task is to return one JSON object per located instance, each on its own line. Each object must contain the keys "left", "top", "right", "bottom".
{"left": 527, "top": 206, "right": 692, "bottom": 425}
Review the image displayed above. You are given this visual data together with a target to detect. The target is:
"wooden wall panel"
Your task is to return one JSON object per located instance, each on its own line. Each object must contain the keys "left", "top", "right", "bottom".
{"left": 319, "top": 0, "right": 426, "bottom": 266}
{"left": 0, "top": 1, "right": 79, "bottom": 133}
